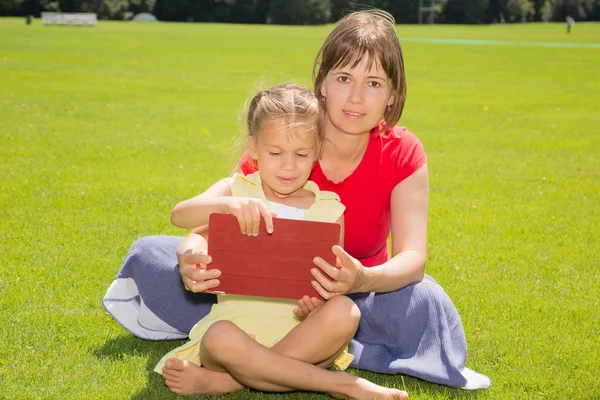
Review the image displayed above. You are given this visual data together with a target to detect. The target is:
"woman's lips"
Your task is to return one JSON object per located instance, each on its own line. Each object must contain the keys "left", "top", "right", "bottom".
{"left": 343, "top": 110, "right": 365, "bottom": 118}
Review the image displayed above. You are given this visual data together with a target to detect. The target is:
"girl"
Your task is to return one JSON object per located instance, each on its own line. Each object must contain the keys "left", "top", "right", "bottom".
{"left": 103, "top": 9, "right": 489, "bottom": 390}
{"left": 157, "top": 83, "right": 408, "bottom": 400}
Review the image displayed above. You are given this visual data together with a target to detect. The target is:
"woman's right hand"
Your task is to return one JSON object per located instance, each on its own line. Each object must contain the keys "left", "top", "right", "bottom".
{"left": 225, "top": 197, "right": 277, "bottom": 236}
{"left": 178, "top": 248, "right": 221, "bottom": 293}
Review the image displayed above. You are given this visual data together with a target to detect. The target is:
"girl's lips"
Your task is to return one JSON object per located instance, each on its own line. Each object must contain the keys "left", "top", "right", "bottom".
{"left": 278, "top": 177, "right": 297, "bottom": 184}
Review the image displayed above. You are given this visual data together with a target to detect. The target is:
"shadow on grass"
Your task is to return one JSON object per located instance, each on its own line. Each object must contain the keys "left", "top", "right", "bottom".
{"left": 93, "top": 334, "right": 189, "bottom": 399}
{"left": 94, "top": 335, "right": 481, "bottom": 399}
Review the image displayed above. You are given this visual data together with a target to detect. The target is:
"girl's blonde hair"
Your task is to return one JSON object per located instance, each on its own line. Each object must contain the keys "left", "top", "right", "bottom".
{"left": 313, "top": 10, "right": 406, "bottom": 133}
{"left": 246, "top": 83, "right": 322, "bottom": 147}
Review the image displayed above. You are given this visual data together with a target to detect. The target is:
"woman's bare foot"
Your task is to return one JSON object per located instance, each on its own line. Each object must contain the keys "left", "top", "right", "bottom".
{"left": 330, "top": 376, "right": 409, "bottom": 400}
{"left": 162, "top": 358, "right": 243, "bottom": 397}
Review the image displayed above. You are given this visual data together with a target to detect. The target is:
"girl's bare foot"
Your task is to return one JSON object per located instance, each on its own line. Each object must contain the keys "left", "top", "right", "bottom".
{"left": 162, "top": 358, "right": 243, "bottom": 397}
{"left": 330, "top": 376, "right": 409, "bottom": 400}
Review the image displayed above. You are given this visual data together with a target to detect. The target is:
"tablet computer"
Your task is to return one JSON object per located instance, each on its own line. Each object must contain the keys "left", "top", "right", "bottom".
{"left": 207, "top": 213, "right": 340, "bottom": 300}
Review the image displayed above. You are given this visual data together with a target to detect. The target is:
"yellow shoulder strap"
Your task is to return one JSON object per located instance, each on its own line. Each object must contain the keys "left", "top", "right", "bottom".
{"left": 229, "top": 172, "right": 267, "bottom": 201}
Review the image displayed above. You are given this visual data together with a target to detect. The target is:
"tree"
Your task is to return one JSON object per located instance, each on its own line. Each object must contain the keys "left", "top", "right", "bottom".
{"left": 330, "top": 0, "right": 378, "bottom": 21}
{"left": 269, "top": 0, "right": 331, "bottom": 24}
{"left": 230, "top": 0, "right": 270, "bottom": 23}
{"left": 506, "top": 0, "right": 534, "bottom": 21}
{"left": 442, "top": 0, "right": 490, "bottom": 23}
{"left": 539, "top": 0, "right": 553, "bottom": 20}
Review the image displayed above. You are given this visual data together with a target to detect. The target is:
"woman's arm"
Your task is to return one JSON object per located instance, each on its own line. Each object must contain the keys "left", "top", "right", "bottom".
{"left": 355, "top": 164, "right": 428, "bottom": 292}
{"left": 310, "top": 164, "right": 428, "bottom": 298}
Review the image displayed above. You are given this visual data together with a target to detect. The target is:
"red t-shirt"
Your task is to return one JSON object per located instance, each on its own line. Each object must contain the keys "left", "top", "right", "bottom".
{"left": 240, "top": 125, "right": 427, "bottom": 267}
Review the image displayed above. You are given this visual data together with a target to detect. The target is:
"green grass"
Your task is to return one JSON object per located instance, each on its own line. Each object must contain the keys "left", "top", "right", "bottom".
{"left": 1, "top": 18, "right": 599, "bottom": 400}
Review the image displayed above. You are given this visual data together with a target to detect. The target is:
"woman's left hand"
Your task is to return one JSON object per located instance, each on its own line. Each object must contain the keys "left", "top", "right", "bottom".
{"left": 310, "top": 245, "right": 365, "bottom": 299}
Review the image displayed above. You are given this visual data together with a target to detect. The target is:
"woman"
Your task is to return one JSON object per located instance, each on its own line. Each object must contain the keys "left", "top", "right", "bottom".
{"left": 103, "top": 9, "right": 490, "bottom": 390}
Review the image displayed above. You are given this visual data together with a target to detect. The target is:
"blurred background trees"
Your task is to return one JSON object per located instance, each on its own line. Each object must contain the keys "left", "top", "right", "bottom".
{"left": 2, "top": 0, "right": 599, "bottom": 23}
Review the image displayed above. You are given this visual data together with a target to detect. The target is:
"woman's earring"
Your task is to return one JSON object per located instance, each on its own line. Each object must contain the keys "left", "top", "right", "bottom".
{"left": 386, "top": 105, "right": 392, "bottom": 112}
{"left": 320, "top": 96, "right": 326, "bottom": 103}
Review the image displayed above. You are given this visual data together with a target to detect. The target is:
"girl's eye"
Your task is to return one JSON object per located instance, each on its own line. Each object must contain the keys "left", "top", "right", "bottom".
{"left": 296, "top": 153, "right": 309, "bottom": 158}
{"left": 269, "top": 152, "right": 281, "bottom": 156}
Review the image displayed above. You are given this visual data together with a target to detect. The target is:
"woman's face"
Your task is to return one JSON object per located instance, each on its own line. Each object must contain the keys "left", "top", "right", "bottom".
{"left": 249, "top": 119, "right": 317, "bottom": 199}
{"left": 320, "top": 58, "right": 394, "bottom": 137}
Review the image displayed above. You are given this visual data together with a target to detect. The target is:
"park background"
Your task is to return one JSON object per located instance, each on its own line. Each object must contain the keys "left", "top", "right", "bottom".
{"left": 1, "top": 0, "right": 599, "bottom": 399}
{"left": 2, "top": 0, "right": 600, "bottom": 24}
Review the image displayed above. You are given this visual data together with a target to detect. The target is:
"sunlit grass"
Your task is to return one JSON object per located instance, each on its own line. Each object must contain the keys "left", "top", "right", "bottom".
{"left": 0, "top": 18, "right": 599, "bottom": 399}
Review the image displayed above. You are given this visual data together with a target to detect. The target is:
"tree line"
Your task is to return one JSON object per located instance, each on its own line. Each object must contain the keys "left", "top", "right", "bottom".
{"left": 2, "top": 0, "right": 599, "bottom": 24}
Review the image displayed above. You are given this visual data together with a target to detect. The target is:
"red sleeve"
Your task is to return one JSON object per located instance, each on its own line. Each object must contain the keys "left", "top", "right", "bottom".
{"left": 392, "top": 127, "right": 427, "bottom": 185}
{"left": 239, "top": 151, "right": 258, "bottom": 175}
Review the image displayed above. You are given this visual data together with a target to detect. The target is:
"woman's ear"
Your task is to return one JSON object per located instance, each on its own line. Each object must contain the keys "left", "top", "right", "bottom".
{"left": 247, "top": 136, "right": 258, "bottom": 160}
{"left": 387, "top": 92, "right": 395, "bottom": 108}
{"left": 320, "top": 81, "right": 327, "bottom": 98}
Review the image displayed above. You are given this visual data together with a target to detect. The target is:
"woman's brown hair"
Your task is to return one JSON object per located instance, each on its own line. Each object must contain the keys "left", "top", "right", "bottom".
{"left": 313, "top": 10, "right": 406, "bottom": 133}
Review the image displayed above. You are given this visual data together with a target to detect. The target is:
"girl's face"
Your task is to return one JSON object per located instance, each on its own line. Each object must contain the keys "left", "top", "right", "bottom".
{"left": 249, "top": 119, "right": 318, "bottom": 199}
{"left": 320, "top": 57, "right": 394, "bottom": 137}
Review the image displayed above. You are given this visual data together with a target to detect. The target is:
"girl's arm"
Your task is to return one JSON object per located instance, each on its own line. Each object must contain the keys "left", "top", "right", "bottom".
{"left": 171, "top": 178, "right": 233, "bottom": 229}
{"left": 172, "top": 176, "right": 277, "bottom": 236}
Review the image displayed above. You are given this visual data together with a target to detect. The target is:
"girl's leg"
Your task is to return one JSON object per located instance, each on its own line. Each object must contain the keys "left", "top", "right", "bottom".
{"left": 199, "top": 320, "right": 407, "bottom": 399}
{"left": 163, "top": 296, "right": 407, "bottom": 398}
{"left": 163, "top": 296, "right": 358, "bottom": 395}
{"left": 270, "top": 295, "right": 360, "bottom": 367}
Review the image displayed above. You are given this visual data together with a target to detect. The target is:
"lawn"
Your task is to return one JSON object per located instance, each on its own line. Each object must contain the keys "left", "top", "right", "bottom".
{"left": 0, "top": 17, "right": 598, "bottom": 400}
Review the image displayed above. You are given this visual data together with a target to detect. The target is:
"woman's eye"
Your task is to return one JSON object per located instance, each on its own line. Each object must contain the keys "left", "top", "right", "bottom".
{"left": 338, "top": 76, "right": 349, "bottom": 83}
{"left": 369, "top": 81, "right": 382, "bottom": 88}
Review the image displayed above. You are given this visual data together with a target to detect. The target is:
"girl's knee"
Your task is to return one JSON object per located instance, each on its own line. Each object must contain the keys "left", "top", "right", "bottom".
{"left": 202, "top": 320, "right": 243, "bottom": 357}
{"left": 322, "top": 296, "right": 361, "bottom": 331}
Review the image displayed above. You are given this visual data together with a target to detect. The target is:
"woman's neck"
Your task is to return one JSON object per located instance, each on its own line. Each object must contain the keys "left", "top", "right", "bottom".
{"left": 321, "top": 122, "right": 370, "bottom": 164}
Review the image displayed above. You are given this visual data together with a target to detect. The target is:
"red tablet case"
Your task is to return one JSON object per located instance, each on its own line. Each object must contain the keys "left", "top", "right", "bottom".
{"left": 207, "top": 213, "right": 340, "bottom": 300}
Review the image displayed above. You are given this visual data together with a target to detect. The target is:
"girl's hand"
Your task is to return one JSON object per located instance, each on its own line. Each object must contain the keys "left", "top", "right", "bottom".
{"left": 178, "top": 248, "right": 221, "bottom": 293}
{"left": 293, "top": 295, "right": 323, "bottom": 319}
{"left": 225, "top": 197, "right": 277, "bottom": 236}
{"left": 310, "top": 245, "right": 365, "bottom": 299}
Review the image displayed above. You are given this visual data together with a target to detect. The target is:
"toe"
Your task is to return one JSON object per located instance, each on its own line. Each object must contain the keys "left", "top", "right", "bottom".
{"left": 164, "top": 358, "right": 185, "bottom": 371}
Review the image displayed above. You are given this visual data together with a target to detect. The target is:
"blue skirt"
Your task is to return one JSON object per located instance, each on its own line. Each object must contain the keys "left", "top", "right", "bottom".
{"left": 102, "top": 236, "right": 490, "bottom": 390}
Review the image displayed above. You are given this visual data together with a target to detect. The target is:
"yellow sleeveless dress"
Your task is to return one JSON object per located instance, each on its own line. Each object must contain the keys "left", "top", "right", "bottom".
{"left": 154, "top": 172, "right": 353, "bottom": 373}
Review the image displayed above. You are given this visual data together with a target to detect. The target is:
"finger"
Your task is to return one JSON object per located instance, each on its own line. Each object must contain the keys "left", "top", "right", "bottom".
{"left": 181, "top": 250, "right": 212, "bottom": 266}
{"left": 302, "top": 295, "right": 316, "bottom": 312}
{"left": 310, "top": 297, "right": 322, "bottom": 309}
{"left": 311, "top": 280, "right": 337, "bottom": 301}
{"left": 188, "top": 278, "right": 221, "bottom": 293}
{"left": 242, "top": 207, "right": 254, "bottom": 236}
{"left": 250, "top": 204, "right": 261, "bottom": 237}
{"left": 298, "top": 297, "right": 311, "bottom": 316}
{"left": 332, "top": 245, "right": 357, "bottom": 270}
{"left": 312, "top": 257, "right": 340, "bottom": 281}
{"left": 311, "top": 268, "right": 337, "bottom": 293}
{"left": 191, "top": 267, "right": 221, "bottom": 281}
{"left": 235, "top": 211, "right": 247, "bottom": 236}
{"left": 257, "top": 202, "right": 275, "bottom": 234}
{"left": 293, "top": 308, "right": 306, "bottom": 318}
